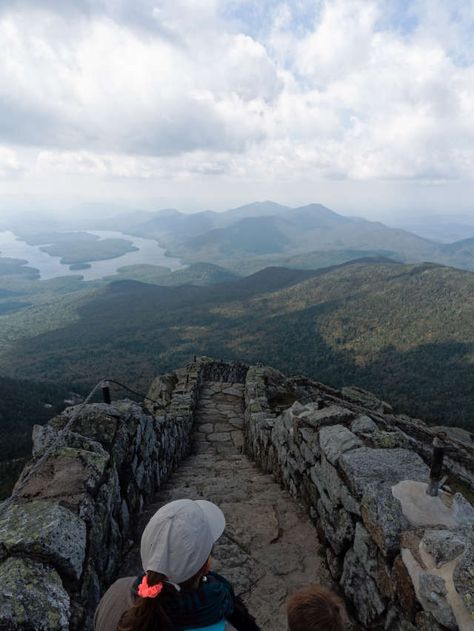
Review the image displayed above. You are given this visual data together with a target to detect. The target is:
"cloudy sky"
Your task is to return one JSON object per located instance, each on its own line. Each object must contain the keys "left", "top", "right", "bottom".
{"left": 1, "top": 0, "right": 474, "bottom": 219}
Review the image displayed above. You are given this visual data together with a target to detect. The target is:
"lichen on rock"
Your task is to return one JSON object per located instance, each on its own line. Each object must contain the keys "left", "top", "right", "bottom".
{"left": 0, "top": 557, "right": 70, "bottom": 630}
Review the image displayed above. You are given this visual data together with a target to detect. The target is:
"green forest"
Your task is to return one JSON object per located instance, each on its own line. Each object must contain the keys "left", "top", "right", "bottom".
{"left": 0, "top": 261, "right": 472, "bottom": 432}
{"left": 0, "top": 376, "right": 77, "bottom": 498}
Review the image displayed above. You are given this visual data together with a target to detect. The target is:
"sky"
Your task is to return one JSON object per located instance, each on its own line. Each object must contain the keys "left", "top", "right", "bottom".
{"left": 1, "top": 0, "right": 474, "bottom": 221}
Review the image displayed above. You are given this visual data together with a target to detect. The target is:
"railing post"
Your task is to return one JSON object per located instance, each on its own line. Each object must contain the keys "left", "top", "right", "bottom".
{"left": 426, "top": 433, "right": 446, "bottom": 496}
{"left": 102, "top": 381, "right": 111, "bottom": 404}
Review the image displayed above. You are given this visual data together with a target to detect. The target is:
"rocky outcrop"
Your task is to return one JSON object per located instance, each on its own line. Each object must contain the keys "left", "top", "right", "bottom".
{"left": 1, "top": 358, "right": 473, "bottom": 630}
{"left": 244, "top": 365, "right": 474, "bottom": 630}
{"left": 0, "top": 363, "right": 204, "bottom": 630}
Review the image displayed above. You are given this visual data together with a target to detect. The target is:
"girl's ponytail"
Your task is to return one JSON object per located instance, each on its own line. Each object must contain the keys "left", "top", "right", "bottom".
{"left": 117, "top": 571, "right": 176, "bottom": 631}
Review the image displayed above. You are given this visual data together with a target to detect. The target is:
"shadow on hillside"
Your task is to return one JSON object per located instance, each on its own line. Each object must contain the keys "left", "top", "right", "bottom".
{"left": 2, "top": 280, "right": 473, "bottom": 430}
{"left": 236, "top": 305, "right": 474, "bottom": 429}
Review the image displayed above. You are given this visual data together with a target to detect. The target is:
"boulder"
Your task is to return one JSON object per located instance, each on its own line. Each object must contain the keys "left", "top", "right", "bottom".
{"left": 49, "top": 404, "right": 121, "bottom": 446}
{"left": 311, "top": 456, "right": 360, "bottom": 515}
{"left": 32, "top": 425, "right": 107, "bottom": 459}
{"left": 415, "top": 611, "right": 448, "bottom": 631}
{"left": 317, "top": 499, "right": 354, "bottom": 555}
{"left": 361, "top": 483, "right": 410, "bottom": 555}
{"left": 17, "top": 447, "right": 110, "bottom": 509}
{"left": 0, "top": 501, "right": 86, "bottom": 581}
{"left": 0, "top": 557, "right": 70, "bottom": 630}
{"left": 452, "top": 492, "right": 474, "bottom": 526}
{"left": 392, "top": 555, "right": 418, "bottom": 622}
{"left": 418, "top": 573, "right": 457, "bottom": 630}
{"left": 351, "top": 415, "right": 378, "bottom": 434}
{"left": 341, "top": 385, "right": 393, "bottom": 412}
{"left": 353, "top": 522, "right": 378, "bottom": 576}
{"left": 384, "top": 607, "right": 418, "bottom": 631}
{"left": 339, "top": 448, "right": 429, "bottom": 498}
{"left": 318, "top": 424, "right": 363, "bottom": 465}
{"left": 422, "top": 529, "right": 466, "bottom": 567}
{"left": 453, "top": 532, "right": 474, "bottom": 618}
{"left": 294, "top": 404, "right": 354, "bottom": 430}
{"left": 340, "top": 548, "right": 385, "bottom": 625}
{"left": 370, "top": 430, "right": 412, "bottom": 450}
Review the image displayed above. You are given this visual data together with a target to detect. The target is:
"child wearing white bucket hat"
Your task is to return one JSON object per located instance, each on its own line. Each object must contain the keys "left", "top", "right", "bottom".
{"left": 94, "top": 499, "right": 259, "bottom": 631}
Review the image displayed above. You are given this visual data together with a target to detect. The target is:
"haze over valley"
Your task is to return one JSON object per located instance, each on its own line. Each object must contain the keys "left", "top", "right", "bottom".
{"left": 0, "top": 202, "right": 473, "bottom": 450}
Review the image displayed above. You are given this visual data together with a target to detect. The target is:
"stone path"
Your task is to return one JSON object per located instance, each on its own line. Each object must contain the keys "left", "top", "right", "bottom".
{"left": 121, "top": 382, "right": 330, "bottom": 630}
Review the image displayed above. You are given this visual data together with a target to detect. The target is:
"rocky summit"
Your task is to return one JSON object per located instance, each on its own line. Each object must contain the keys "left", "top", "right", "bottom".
{"left": 0, "top": 358, "right": 473, "bottom": 631}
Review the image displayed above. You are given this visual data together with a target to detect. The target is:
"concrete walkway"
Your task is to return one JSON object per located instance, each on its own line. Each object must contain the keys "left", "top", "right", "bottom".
{"left": 121, "top": 382, "right": 330, "bottom": 630}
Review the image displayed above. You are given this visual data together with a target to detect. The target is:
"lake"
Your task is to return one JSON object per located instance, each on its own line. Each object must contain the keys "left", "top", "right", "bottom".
{"left": 0, "top": 230, "right": 184, "bottom": 281}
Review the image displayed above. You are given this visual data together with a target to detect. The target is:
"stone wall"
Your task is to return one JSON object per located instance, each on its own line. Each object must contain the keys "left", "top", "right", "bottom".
{"left": 198, "top": 357, "right": 249, "bottom": 384}
{"left": 244, "top": 365, "right": 474, "bottom": 631}
{"left": 1, "top": 358, "right": 473, "bottom": 631}
{"left": 0, "top": 362, "right": 205, "bottom": 631}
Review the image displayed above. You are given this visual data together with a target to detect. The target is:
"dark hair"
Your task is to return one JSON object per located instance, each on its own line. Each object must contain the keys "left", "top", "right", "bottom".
{"left": 287, "top": 584, "right": 346, "bottom": 631}
{"left": 117, "top": 565, "right": 207, "bottom": 631}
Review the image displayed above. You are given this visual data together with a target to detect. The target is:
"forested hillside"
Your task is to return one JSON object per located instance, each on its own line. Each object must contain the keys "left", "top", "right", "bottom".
{"left": 0, "top": 377, "right": 75, "bottom": 498}
{"left": 1, "top": 261, "right": 473, "bottom": 430}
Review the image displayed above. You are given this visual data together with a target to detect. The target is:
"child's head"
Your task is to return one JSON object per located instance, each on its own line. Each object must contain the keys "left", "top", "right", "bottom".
{"left": 287, "top": 584, "right": 346, "bottom": 631}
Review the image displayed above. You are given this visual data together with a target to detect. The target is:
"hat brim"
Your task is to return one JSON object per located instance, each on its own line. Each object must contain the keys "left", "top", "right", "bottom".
{"left": 195, "top": 500, "right": 226, "bottom": 543}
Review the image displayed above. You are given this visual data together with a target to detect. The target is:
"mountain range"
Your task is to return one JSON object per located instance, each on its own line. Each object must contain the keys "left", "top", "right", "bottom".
{"left": 101, "top": 201, "right": 474, "bottom": 274}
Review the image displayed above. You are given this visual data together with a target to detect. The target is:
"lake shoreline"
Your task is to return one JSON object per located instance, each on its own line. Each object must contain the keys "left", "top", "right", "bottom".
{"left": 0, "top": 230, "right": 184, "bottom": 282}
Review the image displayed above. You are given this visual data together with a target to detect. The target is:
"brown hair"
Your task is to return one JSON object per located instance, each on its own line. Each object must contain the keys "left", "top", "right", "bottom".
{"left": 287, "top": 584, "right": 346, "bottom": 631}
{"left": 117, "top": 564, "right": 209, "bottom": 631}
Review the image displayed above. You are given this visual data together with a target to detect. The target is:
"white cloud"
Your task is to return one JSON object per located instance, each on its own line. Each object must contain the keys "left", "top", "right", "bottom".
{"left": 1, "top": 0, "right": 474, "bottom": 212}
{"left": 0, "top": 146, "right": 21, "bottom": 178}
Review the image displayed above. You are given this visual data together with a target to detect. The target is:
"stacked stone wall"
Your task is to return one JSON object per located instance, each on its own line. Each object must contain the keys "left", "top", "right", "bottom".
{"left": 0, "top": 363, "right": 205, "bottom": 630}
{"left": 198, "top": 357, "right": 249, "bottom": 383}
{"left": 1, "top": 358, "right": 473, "bottom": 631}
{"left": 244, "top": 365, "right": 474, "bottom": 631}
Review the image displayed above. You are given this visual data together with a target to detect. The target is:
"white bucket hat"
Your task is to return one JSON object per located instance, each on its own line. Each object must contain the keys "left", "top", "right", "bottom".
{"left": 140, "top": 499, "right": 226, "bottom": 584}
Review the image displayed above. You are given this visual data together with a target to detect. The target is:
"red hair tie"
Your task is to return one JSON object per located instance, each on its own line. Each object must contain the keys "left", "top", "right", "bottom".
{"left": 138, "top": 575, "right": 163, "bottom": 599}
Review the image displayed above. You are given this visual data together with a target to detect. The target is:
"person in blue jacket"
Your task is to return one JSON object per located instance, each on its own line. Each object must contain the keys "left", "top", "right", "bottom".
{"left": 94, "top": 499, "right": 259, "bottom": 631}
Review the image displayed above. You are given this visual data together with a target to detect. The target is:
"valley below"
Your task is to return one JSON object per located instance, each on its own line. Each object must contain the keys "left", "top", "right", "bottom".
{"left": 1, "top": 202, "right": 473, "bottom": 501}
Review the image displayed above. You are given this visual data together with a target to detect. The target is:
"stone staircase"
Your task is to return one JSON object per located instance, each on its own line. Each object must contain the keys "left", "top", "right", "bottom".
{"left": 120, "top": 381, "right": 331, "bottom": 631}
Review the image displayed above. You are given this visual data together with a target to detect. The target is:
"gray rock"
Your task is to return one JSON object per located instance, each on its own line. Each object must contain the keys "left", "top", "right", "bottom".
{"left": 311, "top": 457, "right": 360, "bottom": 515}
{"left": 370, "top": 430, "right": 412, "bottom": 450}
{"left": 339, "top": 448, "right": 429, "bottom": 498}
{"left": 415, "top": 611, "right": 447, "bottom": 631}
{"left": 431, "top": 425, "right": 474, "bottom": 445}
{"left": 422, "top": 529, "right": 466, "bottom": 567}
{"left": 0, "top": 501, "right": 86, "bottom": 581}
{"left": 0, "top": 557, "right": 70, "bottom": 630}
{"left": 319, "top": 424, "right": 363, "bottom": 465}
{"left": 340, "top": 548, "right": 385, "bottom": 625}
{"left": 325, "top": 547, "right": 343, "bottom": 580}
{"left": 384, "top": 607, "right": 418, "bottom": 631}
{"left": 353, "top": 521, "right": 378, "bottom": 576}
{"left": 361, "top": 483, "right": 410, "bottom": 555}
{"left": 49, "top": 404, "right": 121, "bottom": 446}
{"left": 208, "top": 432, "right": 231, "bottom": 442}
{"left": 317, "top": 500, "right": 354, "bottom": 555}
{"left": 17, "top": 445, "right": 110, "bottom": 509}
{"left": 295, "top": 404, "right": 354, "bottom": 430}
{"left": 146, "top": 373, "right": 177, "bottom": 411}
{"left": 32, "top": 425, "right": 107, "bottom": 459}
{"left": 418, "top": 573, "right": 457, "bottom": 630}
{"left": 351, "top": 415, "right": 378, "bottom": 434}
{"left": 300, "top": 441, "right": 318, "bottom": 465}
{"left": 453, "top": 532, "right": 474, "bottom": 618}
{"left": 342, "top": 386, "right": 393, "bottom": 413}
{"left": 452, "top": 492, "right": 474, "bottom": 526}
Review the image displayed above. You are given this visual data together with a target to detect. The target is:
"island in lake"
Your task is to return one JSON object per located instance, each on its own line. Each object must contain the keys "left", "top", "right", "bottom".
{"left": 17, "top": 231, "right": 139, "bottom": 265}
